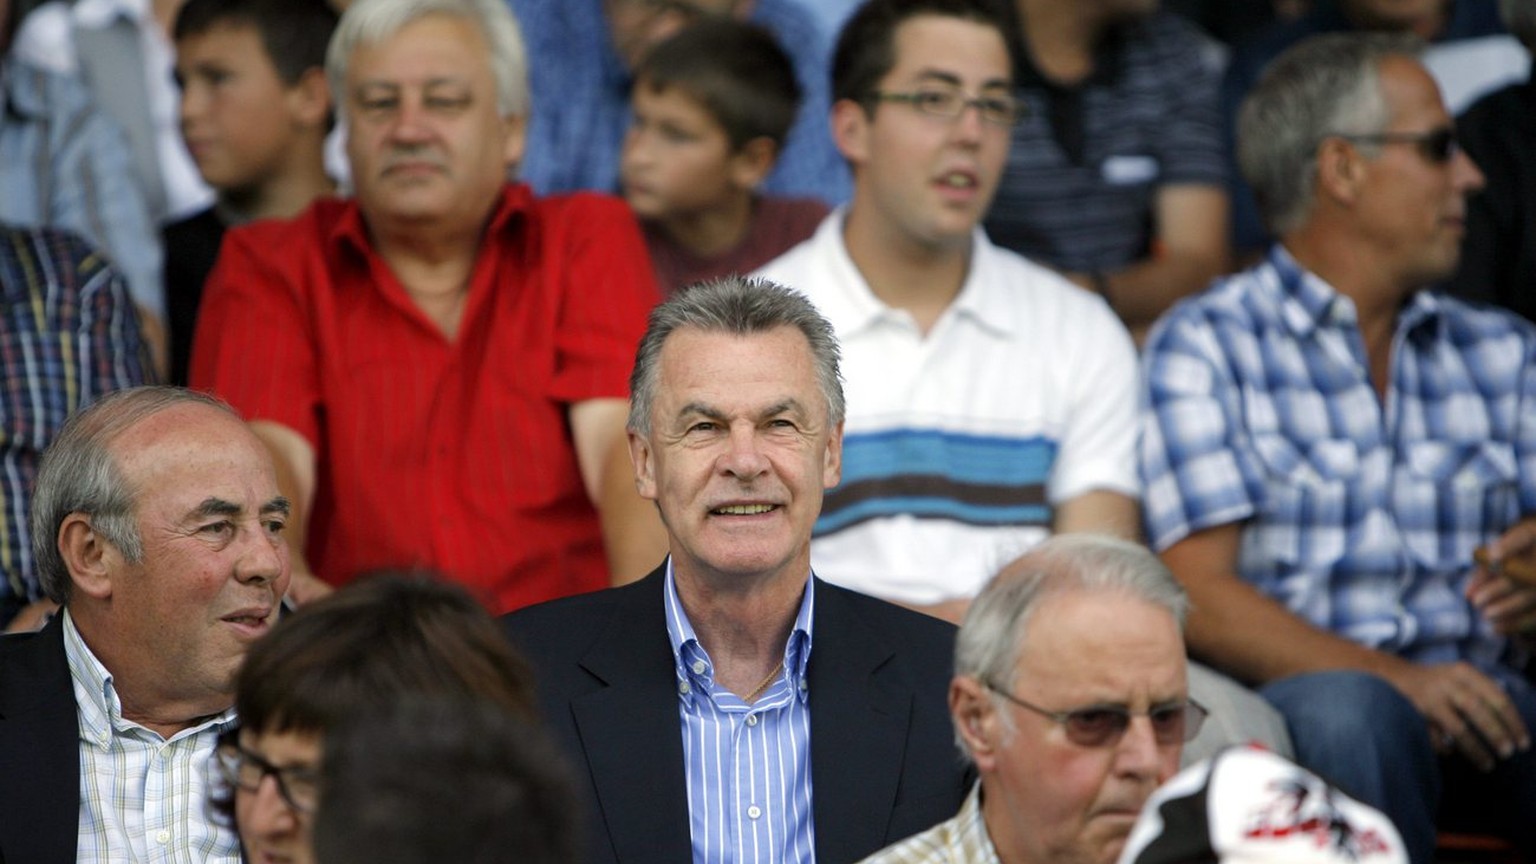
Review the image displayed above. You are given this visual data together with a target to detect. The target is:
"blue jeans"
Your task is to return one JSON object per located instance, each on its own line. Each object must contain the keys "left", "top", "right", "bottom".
{"left": 1263, "top": 669, "right": 1536, "bottom": 864}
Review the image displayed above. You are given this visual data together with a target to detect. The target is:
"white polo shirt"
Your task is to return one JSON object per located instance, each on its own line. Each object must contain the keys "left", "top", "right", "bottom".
{"left": 755, "top": 211, "right": 1139, "bottom": 604}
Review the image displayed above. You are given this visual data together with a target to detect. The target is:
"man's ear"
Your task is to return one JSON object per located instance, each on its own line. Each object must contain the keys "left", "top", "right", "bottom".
{"left": 951, "top": 675, "right": 1000, "bottom": 770}
{"left": 822, "top": 420, "right": 843, "bottom": 489}
{"left": 729, "top": 136, "right": 778, "bottom": 192}
{"left": 830, "top": 98, "right": 871, "bottom": 166}
{"left": 288, "top": 66, "right": 332, "bottom": 130}
{"left": 58, "top": 514, "right": 115, "bottom": 601}
{"left": 1315, "top": 137, "right": 1364, "bottom": 208}
{"left": 628, "top": 429, "right": 658, "bottom": 501}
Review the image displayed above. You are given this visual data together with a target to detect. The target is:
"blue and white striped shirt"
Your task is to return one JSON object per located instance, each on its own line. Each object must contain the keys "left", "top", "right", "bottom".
{"left": 664, "top": 563, "right": 816, "bottom": 864}
{"left": 1140, "top": 246, "right": 1536, "bottom": 669}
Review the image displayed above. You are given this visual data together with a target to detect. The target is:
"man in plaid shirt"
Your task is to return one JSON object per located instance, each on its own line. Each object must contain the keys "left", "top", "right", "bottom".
{"left": 1139, "top": 32, "right": 1536, "bottom": 863}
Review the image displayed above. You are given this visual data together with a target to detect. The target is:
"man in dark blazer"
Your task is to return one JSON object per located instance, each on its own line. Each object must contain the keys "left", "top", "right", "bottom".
{"left": 505, "top": 277, "right": 969, "bottom": 864}
{"left": 0, "top": 386, "right": 291, "bottom": 864}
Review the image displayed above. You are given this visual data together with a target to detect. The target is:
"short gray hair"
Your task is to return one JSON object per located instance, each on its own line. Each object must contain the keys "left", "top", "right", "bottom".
{"left": 1501, "top": 0, "right": 1536, "bottom": 49}
{"left": 31, "top": 387, "right": 236, "bottom": 604}
{"left": 326, "top": 0, "right": 530, "bottom": 120}
{"left": 954, "top": 534, "right": 1188, "bottom": 748}
{"left": 1237, "top": 32, "right": 1423, "bottom": 236}
{"left": 627, "top": 277, "right": 845, "bottom": 433}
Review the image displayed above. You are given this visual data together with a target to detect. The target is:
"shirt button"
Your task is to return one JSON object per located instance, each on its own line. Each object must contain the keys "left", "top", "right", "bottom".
{"left": 747, "top": 805, "right": 762, "bottom": 820}
{"left": 691, "top": 660, "right": 707, "bottom": 675}
{"left": 798, "top": 678, "right": 808, "bottom": 692}
{"left": 155, "top": 830, "right": 170, "bottom": 844}
{"left": 745, "top": 714, "right": 759, "bottom": 727}
{"left": 678, "top": 681, "right": 690, "bottom": 695}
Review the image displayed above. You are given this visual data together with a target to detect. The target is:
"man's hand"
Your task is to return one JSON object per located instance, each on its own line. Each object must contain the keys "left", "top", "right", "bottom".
{"left": 1380, "top": 659, "right": 1530, "bottom": 771}
{"left": 1468, "top": 519, "right": 1536, "bottom": 635}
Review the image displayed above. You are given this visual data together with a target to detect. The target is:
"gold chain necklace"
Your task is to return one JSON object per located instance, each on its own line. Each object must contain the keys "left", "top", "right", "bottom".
{"left": 743, "top": 660, "right": 785, "bottom": 704}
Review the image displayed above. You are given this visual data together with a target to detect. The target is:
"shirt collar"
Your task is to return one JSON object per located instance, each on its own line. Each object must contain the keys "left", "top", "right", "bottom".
{"left": 327, "top": 181, "right": 534, "bottom": 262}
{"left": 1266, "top": 244, "right": 1447, "bottom": 342}
{"left": 825, "top": 209, "right": 1014, "bottom": 340}
{"left": 62, "top": 609, "right": 236, "bottom": 748}
{"left": 662, "top": 559, "right": 816, "bottom": 708}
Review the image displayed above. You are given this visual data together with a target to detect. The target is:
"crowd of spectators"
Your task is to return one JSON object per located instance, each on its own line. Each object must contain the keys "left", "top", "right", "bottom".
{"left": 2, "top": 0, "right": 1535, "bottom": 861}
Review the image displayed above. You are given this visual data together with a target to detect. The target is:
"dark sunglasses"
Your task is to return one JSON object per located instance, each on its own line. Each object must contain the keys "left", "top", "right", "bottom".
{"left": 1333, "top": 127, "right": 1458, "bottom": 163}
{"left": 986, "top": 682, "right": 1208, "bottom": 748}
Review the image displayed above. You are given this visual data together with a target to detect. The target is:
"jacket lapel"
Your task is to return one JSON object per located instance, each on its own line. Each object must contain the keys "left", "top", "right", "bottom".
{"left": 807, "top": 580, "right": 913, "bottom": 863}
{"left": 570, "top": 573, "right": 693, "bottom": 864}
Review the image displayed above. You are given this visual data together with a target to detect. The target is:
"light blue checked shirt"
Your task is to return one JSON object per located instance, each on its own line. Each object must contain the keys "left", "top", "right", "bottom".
{"left": 63, "top": 610, "right": 239, "bottom": 863}
{"left": 1140, "top": 246, "right": 1536, "bottom": 670}
{"left": 664, "top": 562, "right": 816, "bottom": 864}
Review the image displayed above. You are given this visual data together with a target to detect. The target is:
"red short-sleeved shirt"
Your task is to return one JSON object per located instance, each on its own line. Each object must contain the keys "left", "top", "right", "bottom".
{"left": 191, "top": 185, "right": 658, "bottom": 613}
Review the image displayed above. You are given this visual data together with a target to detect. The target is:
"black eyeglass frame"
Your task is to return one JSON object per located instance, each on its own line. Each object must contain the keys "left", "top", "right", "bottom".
{"left": 1330, "top": 127, "right": 1459, "bottom": 164}
{"left": 983, "top": 682, "right": 1209, "bottom": 747}
{"left": 213, "top": 730, "right": 320, "bottom": 814}
{"left": 864, "top": 88, "right": 1025, "bottom": 127}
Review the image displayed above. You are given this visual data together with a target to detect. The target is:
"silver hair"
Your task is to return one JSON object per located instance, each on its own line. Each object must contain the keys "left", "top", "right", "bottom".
{"left": 626, "top": 277, "right": 846, "bottom": 433}
{"left": 326, "top": 0, "right": 530, "bottom": 120}
{"left": 953, "top": 534, "right": 1189, "bottom": 753}
{"left": 31, "top": 387, "right": 236, "bottom": 604}
{"left": 1501, "top": 0, "right": 1536, "bottom": 49}
{"left": 1237, "top": 32, "right": 1423, "bottom": 236}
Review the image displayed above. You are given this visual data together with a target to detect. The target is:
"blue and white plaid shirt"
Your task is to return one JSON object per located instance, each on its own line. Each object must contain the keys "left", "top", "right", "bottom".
{"left": 1140, "top": 246, "right": 1536, "bottom": 670}
{"left": 664, "top": 562, "right": 816, "bottom": 864}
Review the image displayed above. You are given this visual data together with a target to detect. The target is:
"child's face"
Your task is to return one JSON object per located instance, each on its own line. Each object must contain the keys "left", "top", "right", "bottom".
{"left": 621, "top": 83, "right": 754, "bottom": 223}
{"left": 176, "top": 23, "right": 321, "bottom": 193}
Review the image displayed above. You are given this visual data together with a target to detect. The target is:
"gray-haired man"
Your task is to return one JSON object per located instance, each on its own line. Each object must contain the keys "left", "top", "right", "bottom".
{"left": 506, "top": 277, "right": 968, "bottom": 864}
{"left": 0, "top": 386, "right": 291, "bottom": 863}
{"left": 1142, "top": 32, "right": 1536, "bottom": 861}
{"left": 863, "top": 534, "right": 1199, "bottom": 864}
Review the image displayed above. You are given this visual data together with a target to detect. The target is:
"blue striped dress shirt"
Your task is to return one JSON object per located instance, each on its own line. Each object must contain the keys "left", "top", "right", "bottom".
{"left": 664, "top": 563, "right": 816, "bottom": 864}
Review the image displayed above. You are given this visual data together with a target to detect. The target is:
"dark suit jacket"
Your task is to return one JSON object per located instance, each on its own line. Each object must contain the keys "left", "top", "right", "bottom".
{"left": 503, "top": 567, "right": 971, "bottom": 864}
{"left": 0, "top": 615, "right": 83, "bottom": 864}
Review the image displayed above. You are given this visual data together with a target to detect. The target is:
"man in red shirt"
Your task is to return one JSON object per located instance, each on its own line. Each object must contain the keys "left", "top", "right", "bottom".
{"left": 190, "top": 0, "right": 664, "bottom": 613}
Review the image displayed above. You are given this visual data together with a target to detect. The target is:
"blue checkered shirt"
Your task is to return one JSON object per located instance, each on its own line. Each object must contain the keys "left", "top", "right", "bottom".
{"left": 1140, "top": 246, "right": 1536, "bottom": 670}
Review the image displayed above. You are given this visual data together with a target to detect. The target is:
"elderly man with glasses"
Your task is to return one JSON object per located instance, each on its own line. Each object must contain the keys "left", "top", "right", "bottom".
{"left": 1140, "top": 32, "right": 1536, "bottom": 863}
{"left": 861, "top": 534, "right": 1201, "bottom": 864}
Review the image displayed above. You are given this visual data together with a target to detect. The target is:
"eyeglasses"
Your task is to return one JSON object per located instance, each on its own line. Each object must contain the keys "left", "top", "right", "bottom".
{"left": 213, "top": 732, "right": 320, "bottom": 813}
{"left": 985, "top": 683, "right": 1208, "bottom": 747}
{"left": 1333, "top": 127, "right": 1458, "bottom": 164}
{"left": 866, "top": 87, "right": 1024, "bottom": 127}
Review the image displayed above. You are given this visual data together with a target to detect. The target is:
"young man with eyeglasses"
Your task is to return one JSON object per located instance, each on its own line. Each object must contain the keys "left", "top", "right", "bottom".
{"left": 756, "top": 0, "right": 1141, "bottom": 625}
{"left": 861, "top": 534, "right": 1200, "bottom": 864}
{"left": 1140, "top": 32, "right": 1536, "bottom": 862}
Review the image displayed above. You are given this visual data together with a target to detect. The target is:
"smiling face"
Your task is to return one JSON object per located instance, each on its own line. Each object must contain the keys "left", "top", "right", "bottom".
{"left": 343, "top": 13, "right": 523, "bottom": 234}
{"left": 235, "top": 727, "right": 321, "bottom": 864}
{"left": 628, "top": 326, "right": 842, "bottom": 587}
{"left": 963, "top": 589, "right": 1186, "bottom": 864}
{"left": 176, "top": 22, "right": 324, "bottom": 196}
{"left": 88, "top": 403, "right": 291, "bottom": 721}
{"left": 834, "top": 14, "right": 1013, "bottom": 255}
{"left": 1351, "top": 55, "right": 1484, "bottom": 291}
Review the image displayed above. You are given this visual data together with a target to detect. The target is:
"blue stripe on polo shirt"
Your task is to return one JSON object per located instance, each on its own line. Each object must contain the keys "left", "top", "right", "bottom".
{"left": 818, "top": 429, "right": 1057, "bottom": 534}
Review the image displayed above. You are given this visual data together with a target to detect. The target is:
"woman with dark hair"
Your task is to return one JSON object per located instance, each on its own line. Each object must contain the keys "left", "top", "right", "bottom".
{"left": 210, "top": 570, "right": 538, "bottom": 864}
